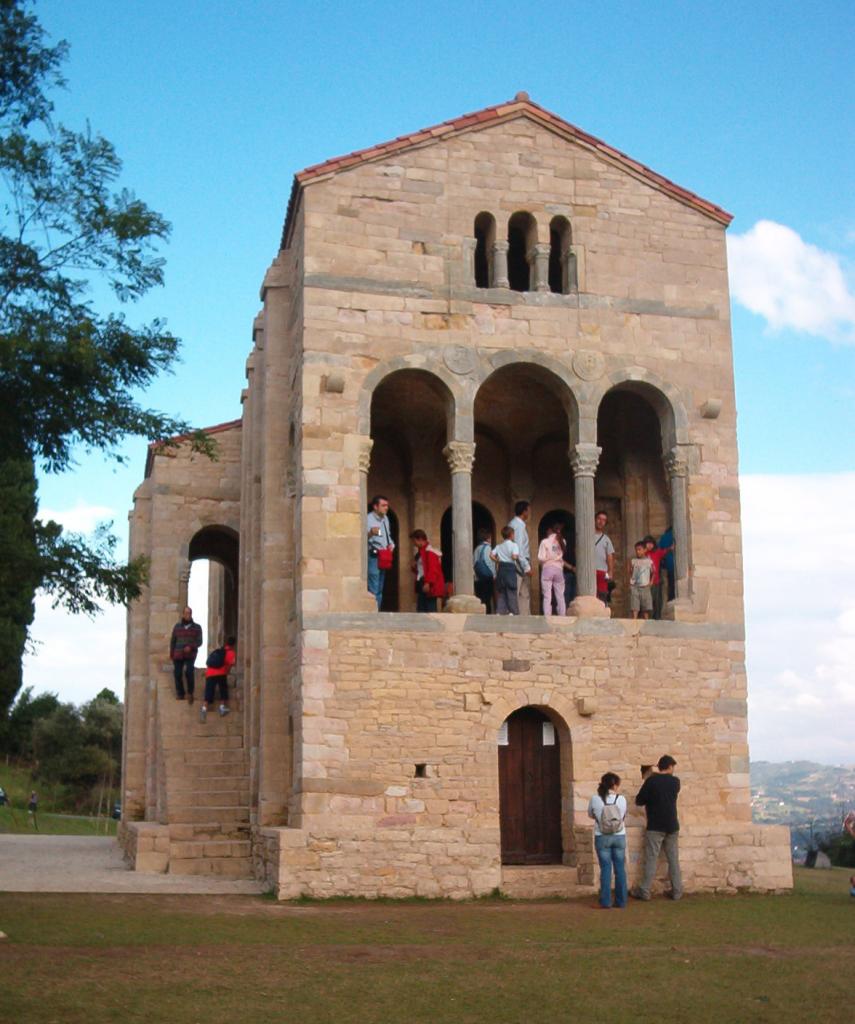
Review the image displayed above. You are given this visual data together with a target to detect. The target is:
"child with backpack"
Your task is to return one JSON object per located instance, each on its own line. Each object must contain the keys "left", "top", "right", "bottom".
{"left": 472, "top": 528, "right": 495, "bottom": 613}
{"left": 587, "top": 772, "right": 628, "bottom": 908}
{"left": 200, "top": 636, "right": 236, "bottom": 722}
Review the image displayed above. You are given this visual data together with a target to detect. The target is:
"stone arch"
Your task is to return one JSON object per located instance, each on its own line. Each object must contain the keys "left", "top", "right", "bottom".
{"left": 507, "top": 211, "right": 537, "bottom": 292}
{"left": 473, "top": 211, "right": 496, "bottom": 288}
{"left": 587, "top": 367, "right": 689, "bottom": 451}
{"left": 357, "top": 357, "right": 464, "bottom": 438}
{"left": 479, "top": 352, "right": 580, "bottom": 443}
{"left": 186, "top": 524, "right": 240, "bottom": 644}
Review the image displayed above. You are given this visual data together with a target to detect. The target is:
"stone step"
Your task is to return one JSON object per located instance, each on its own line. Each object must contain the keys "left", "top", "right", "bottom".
{"left": 170, "top": 839, "right": 251, "bottom": 860}
{"left": 168, "top": 822, "right": 250, "bottom": 842}
{"left": 166, "top": 805, "right": 250, "bottom": 825}
{"left": 165, "top": 734, "right": 245, "bottom": 751}
{"left": 170, "top": 773, "right": 250, "bottom": 792}
{"left": 163, "top": 720, "right": 245, "bottom": 739}
{"left": 169, "top": 789, "right": 249, "bottom": 809}
{"left": 169, "top": 855, "right": 254, "bottom": 878}
{"left": 181, "top": 748, "right": 246, "bottom": 766}
{"left": 501, "top": 865, "right": 596, "bottom": 899}
{"left": 167, "top": 761, "right": 249, "bottom": 781}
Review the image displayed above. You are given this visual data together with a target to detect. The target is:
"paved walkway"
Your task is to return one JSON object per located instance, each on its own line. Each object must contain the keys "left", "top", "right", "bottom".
{"left": 0, "top": 835, "right": 264, "bottom": 894}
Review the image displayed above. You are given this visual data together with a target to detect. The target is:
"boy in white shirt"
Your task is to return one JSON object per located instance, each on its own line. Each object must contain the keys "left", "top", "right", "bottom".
{"left": 491, "top": 525, "right": 522, "bottom": 616}
{"left": 628, "top": 539, "right": 654, "bottom": 620}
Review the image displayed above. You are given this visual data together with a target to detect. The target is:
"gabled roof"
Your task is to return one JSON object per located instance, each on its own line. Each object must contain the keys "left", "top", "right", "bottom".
{"left": 281, "top": 93, "right": 732, "bottom": 247}
{"left": 144, "top": 418, "right": 241, "bottom": 478}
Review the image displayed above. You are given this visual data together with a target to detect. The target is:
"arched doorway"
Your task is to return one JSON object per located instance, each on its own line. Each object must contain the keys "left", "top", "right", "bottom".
{"left": 596, "top": 387, "right": 671, "bottom": 618}
{"left": 498, "top": 707, "right": 563, "bottom": 865}
{"left": 369, "top": 368, "right": 453, "bottom": 613}
{"left": 188, "top": 525, "right": 239, "bottom": 643}
{"left": 440, "top": 502, "right": 495, "bottom": 586}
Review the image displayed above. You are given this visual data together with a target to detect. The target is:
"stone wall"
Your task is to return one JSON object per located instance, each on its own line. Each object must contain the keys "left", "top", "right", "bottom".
{"left": 259, "top": 614, "right": 792, "bottom": 898}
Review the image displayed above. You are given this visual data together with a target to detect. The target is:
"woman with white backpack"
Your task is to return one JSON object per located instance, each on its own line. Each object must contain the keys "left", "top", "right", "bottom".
{"left": 588, "top": 771, "right": 628, "bottom": 909}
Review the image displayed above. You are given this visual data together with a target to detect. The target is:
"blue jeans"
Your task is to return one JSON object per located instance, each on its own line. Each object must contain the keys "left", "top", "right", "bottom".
{"left": 367, "top": 555, "right": 386, "bottom": 610}
{"left": 595, "top": 833, "right": 627, "bottom": 907}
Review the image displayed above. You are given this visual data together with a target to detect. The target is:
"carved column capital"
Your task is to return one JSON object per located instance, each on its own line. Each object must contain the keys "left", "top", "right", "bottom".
{"left": 357, "top": 437, "right": 374, "bottom": 474}
{"left": 570, "top": 443, "right": 602, "bottom": 478}
{"left": 492, "top": 240, "right": 510, "bottom": 254}
{"left": 443, "top": 441, "right": 476, "bottom": 475}
{"left": 663, "top": 446, "right": 690, "bottom": 479}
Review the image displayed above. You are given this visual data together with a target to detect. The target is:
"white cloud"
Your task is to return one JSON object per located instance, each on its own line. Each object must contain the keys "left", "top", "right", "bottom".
{"left": 39, "top": 502, "right": 116, "bottom": 534}
{"left": 727, "top": 220, "right": 855, "bottom": 342}
{"left": 741, "top": 472, "right": 855, "bottom": 761}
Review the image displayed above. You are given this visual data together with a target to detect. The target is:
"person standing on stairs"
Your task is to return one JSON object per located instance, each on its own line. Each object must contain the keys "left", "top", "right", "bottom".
{"left": 200, "top": 636, "right": 236, "bottom": 722}
{"left": 169, "top": 606, "right": 203, "bottom": 704}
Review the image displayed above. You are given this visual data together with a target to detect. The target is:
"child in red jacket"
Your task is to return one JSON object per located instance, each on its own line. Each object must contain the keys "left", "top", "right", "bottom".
{"left": 200, "top": 637, "right": 236, "bottom": 722}
{"left": 410, "top": 530, "right": 446, "bottom": 612}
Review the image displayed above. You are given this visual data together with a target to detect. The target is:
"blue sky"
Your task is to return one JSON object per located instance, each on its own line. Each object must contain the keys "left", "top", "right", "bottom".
{"left": 23, "top": 1, "right": 855, "bottom": 761}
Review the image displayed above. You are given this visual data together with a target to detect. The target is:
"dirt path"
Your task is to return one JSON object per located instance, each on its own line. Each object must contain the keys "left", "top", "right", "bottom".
{"left": 0, "top": 835, "right": 264, "bottom": 894}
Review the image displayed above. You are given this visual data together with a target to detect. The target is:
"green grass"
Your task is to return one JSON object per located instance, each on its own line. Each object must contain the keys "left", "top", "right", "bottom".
{"left": 0, "top": 804, "right": 116, "bottom": 835}
{"left": 0, "top": 764, "right": 116, "bottom": 835}
{"left": 0, "top": 868, "right": 852, "bottom": 1023}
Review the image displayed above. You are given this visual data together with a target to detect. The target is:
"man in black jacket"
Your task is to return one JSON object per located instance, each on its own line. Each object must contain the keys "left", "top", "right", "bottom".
{"left": 631, "top": 754, "right": 683, "bottom": 900}
{"left": 169, "top": 606, "right": 203, "bottom": 704}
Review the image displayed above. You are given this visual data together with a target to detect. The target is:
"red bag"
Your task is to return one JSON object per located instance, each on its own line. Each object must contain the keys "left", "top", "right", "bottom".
{"left": 377, "top": 546, "right": 394, "bottom": 570}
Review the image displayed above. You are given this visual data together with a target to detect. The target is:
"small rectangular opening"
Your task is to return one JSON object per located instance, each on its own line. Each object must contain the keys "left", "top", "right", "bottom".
{"left": 414, "top": 763, "right": 427, "bottom": 778}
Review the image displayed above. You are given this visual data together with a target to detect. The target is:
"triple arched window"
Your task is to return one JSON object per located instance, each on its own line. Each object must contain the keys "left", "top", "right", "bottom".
{"left": 473, "top": 212, "right": 576, "bottom": 294}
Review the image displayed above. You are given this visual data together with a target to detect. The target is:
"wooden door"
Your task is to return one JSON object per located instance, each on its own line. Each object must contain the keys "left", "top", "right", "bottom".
{"left": 498, "top": 707, "right": 562, "bottom": 865}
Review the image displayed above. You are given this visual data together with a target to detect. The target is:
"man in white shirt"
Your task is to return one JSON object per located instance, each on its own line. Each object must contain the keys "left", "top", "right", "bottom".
{"left": 594, "top": 509, "right": 615, "bottom": 605}
{"left": 508, "top": 501, "right": 532, "bottom": 613}
{"left": 366, "top": 495, "right": 394, "bottom": 609}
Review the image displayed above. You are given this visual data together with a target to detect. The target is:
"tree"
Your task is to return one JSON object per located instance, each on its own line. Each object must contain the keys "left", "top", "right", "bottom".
{"left": 0, "top": 1, "right": 212, "bottom": 715}
{"left": 0, "top": 682, "right": 58, "bottom": 757}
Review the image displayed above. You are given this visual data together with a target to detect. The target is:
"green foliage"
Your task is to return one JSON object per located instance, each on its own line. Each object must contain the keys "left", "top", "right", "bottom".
{"left": 826, "top": 830, "right": 855, "bottom": 868}
{"left": 0, "top": 450, "right": 39, "bottom": 711}
{"left": 0, "top": 1, "right": 214, "bottom": 712}
{"left": 30, "top": 690, "right": 122, "bottom": 795}
{"left": 1, "top": 682, "right": 59, "bottom": 757}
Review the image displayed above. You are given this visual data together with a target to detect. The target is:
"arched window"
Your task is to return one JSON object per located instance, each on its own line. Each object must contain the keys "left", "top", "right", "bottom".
{"left": 473, "top": 212, "right": 495, "bottom": 288}
{"left": 507, "top": 212, "right": 536, "bottom": 292}
{"left": 549, "top": 216, "right": 574, "bottom": 294}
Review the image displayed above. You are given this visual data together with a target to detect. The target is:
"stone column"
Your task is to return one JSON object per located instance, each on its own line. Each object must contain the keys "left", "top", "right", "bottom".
{"left": 563, "top": 247, "right": 578, "bottom": 293}
{"left": 567, "top": 443, "right": 609, "bottom": 618}
{"left": 491, "top": 240, "right": 509, "bottom": 289}
{"left": 357, "top": 437, "right": 373, "bottom": 583}
{"left": 442, "top": 441, "right": 484, "bottom": 614}
{"left": 531, "top": 242, "right": 551, "bottom": 292}
{"left": 664, "top": 446, "right": 690, "bottom": 598}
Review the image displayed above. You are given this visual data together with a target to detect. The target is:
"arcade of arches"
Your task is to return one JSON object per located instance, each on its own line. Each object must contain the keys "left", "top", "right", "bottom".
{"left": 365, "top": 366, "right": 686, "bottom": 617}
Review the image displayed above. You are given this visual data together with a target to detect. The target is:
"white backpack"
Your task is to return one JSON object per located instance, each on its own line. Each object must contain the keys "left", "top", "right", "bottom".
{"left": 599, "top": 795, "right": 624, "bottom": 834}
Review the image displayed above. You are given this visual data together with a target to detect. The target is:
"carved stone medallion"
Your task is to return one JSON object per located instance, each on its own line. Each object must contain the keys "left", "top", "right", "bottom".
{"left": 443, "top": 345, "right": 478, "bottom": 376}
{"left": 572, "top": 349, "right": 605, "bottom": 381}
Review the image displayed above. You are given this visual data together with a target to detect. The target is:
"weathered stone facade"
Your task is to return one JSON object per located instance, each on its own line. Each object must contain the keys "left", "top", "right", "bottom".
{"left": 122, "top": 95, "right": 792, "bottom": 897}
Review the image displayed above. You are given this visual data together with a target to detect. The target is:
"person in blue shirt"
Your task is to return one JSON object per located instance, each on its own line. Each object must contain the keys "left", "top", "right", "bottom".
{"left": 657, "top": 526, "right": 675, "bottom": 602}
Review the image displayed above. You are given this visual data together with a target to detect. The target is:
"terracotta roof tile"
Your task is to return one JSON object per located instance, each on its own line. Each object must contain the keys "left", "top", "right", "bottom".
{"left": 281, "top": 96, "right": 731, "bottom": 246}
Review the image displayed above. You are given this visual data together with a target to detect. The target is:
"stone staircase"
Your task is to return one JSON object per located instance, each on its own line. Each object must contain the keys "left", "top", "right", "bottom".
{"left": 162, "top": 687, "right": 252, "bottom": 878}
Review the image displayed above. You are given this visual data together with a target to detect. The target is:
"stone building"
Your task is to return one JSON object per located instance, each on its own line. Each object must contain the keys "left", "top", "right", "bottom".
{"left": 120, "top": 94, "right": 792, "bottom": 897}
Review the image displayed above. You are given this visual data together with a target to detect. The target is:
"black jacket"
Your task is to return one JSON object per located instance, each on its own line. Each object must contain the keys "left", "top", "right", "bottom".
{"left": 635, "top": 773, "right": 680, "bottom": 833}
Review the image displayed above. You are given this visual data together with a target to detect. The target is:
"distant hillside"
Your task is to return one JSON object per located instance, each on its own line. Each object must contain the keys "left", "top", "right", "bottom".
{"left": 751, "top": 760, "right": 855, "bottom": 829}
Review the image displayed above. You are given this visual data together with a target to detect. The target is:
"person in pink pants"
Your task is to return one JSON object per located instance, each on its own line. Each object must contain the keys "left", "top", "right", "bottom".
{"left": 538, "top": 523, "right": 566, "bottom": 616}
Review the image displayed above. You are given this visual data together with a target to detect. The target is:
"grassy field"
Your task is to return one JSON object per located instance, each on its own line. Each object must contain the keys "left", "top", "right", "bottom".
{"left": 0, "top": 867, "right": 852, "bottom": 1023}
{"left": 0, "top": 762, "right": 117, "bottom": 835}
